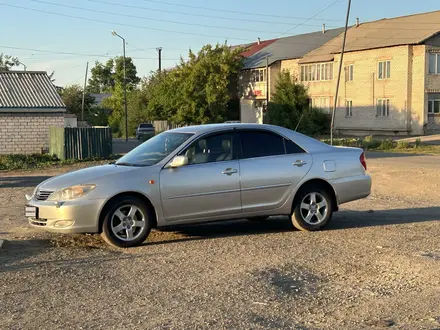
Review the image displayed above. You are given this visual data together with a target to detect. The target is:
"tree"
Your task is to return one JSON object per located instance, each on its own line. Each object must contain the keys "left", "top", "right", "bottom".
{"left": 268, "top": 71, "right": 330, "bottom": 136}
{"left": 145, "top": 43, "right": 244, "bottom": 124}
{"left": 60, "top": 85, "right": 96, "bottom": 119}
{"left": 88, "top": 57, "right": 140, "bottom": 93}
{"left": 0, "top": 53, "right": 20, "bottom": 71}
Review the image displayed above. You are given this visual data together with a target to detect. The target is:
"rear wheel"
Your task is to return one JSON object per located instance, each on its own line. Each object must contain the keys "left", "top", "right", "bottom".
{"left": 101, "top": 196, "right": 152, "bottom": 248}
{"left": 291, "top": 185, "right": 333, "bottom": 231}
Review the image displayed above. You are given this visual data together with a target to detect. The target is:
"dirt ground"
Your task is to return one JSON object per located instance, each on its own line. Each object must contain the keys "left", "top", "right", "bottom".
{"left": 0, "top": 152, "right": 439, "bottom": 330}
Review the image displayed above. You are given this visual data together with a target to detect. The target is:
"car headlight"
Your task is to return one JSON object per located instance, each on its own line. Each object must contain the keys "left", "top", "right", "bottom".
{"left": 47, "top": 184, "right": 96, "bottom": 201}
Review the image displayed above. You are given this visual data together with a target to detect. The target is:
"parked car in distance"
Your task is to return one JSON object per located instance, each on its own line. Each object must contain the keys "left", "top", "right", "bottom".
{"left": 136, "top": 123, "right": 155, "bottom": 140}
{"left": 25, "top": 124, "right": 371, "bottom": 248}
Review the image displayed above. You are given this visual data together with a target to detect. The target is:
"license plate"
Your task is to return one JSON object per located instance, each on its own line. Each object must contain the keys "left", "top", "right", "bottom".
{"left": 25, "top": 206, "right": 38, "bottom": 218}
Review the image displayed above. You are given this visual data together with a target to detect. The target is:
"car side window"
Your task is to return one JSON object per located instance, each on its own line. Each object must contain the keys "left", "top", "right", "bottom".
{"left": 180, "top": 133, "right": 235, "bottom": 165}
{"left": 285, "top": 139, "right": 305, "bottom": 154}
{"left": 239, "top": 131, "right": 285, "bottom": 159}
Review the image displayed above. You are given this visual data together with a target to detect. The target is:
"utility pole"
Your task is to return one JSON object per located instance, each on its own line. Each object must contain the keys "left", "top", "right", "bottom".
{"left": 265, "top": 56, "right": 269, "bottom": 122}
{"left": 81, "top": 62, "right": 89, "bottom": 122}
{"left": 330, "top": 0, "right": 351, "bottom": 145}
{"left": 157, "top": 47, "right": 162, "bottom": 72}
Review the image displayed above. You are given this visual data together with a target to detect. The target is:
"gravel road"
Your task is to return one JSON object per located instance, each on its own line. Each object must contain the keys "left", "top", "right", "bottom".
{"left": 0, "top": 153, "right": 439, "bottom": 330}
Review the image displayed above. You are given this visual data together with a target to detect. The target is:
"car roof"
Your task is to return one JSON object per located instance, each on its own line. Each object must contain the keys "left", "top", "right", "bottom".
{"left": 168, "top": 123, "right": 332, "bottom": 153}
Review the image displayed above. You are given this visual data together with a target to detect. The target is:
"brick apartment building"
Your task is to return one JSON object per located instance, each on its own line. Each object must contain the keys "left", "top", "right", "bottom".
{"left": 239, "top": 10, "right": 440, "bottom": 136}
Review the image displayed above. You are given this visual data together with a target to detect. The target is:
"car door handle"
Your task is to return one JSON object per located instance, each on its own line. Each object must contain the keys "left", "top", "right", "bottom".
{"left": 222, "top": 168, "right": 238, "bottom": 175}
{"left": 293, "top": 160, "right": 307, "bottom": 167}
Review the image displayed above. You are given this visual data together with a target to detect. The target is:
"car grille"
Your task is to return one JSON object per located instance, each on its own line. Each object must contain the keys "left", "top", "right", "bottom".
{"left": 29, "top": 219, "right": 47, "bottom": 227}
{"left": 35, "top": 190, "right": 53, "bottom": 201}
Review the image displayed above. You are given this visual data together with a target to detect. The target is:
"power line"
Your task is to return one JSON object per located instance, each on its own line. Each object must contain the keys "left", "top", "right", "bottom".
{"left": 0, "top": 3, "right": 250, "bottom": 41}
{"left": 0, "top": 45, "right": 181, "bottom": 60}
{"left": 88, "top": 0, "right": 336, "bottom": 28}
{"left": 278, "top": 0, "right": 342, "bottom": 37}
{"left": 138, "top": 0, "right": 348, "bottom": 22}
{"left": 30, "top": 0, "right": 290, "bottom": 35}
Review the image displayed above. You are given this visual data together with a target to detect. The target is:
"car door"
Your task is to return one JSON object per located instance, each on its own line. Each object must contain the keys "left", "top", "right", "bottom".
{"left": 159, "top": 131, "right": 241, "bottom": 222}
{"left": 237, "top": 129, "right": 312, "bottom": 213}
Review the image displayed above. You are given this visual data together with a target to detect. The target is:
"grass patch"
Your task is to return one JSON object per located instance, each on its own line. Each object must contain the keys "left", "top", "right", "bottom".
{"left": 0, "top": 154, "right": 122, "bottom": 171}
{"left": 321, "top": 136, "right": 440, "bottom": 154}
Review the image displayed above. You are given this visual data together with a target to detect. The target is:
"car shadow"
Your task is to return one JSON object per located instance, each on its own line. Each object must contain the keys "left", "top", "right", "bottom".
{"left": 145, "top": 207, "right": 440, "bottom": 246}
{"left": 0, "top": 176, "right": 51, "bottom": 189}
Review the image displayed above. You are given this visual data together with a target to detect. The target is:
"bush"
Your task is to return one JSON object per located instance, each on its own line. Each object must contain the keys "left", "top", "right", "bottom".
{"left": 415, "top": 138, "right": 423, "bottom": 148}
{"left": 0, "top": 154, "right": 57, "bottom": 171}
{"left": 396, "top": 141, "right": 411, "bottom": 149}
{"left": 378, "top": 139, "right": 395, "bottom": 150}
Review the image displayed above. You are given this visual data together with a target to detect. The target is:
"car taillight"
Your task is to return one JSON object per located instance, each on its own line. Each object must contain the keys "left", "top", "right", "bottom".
{"left": 360, "top": 152, "right": 367, "bottom": 170}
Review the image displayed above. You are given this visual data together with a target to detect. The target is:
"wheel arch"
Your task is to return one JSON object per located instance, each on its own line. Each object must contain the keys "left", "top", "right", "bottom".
{"left": 291, "top": 178, "right": 339, "bottom": 214}
{"left": 98, "top": 191, "right": 158, "bottom": 233}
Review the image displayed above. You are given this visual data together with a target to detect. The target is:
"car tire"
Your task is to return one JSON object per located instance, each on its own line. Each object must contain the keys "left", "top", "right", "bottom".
{"left": 101, "top": 196, "right": 152, "bottom": 248}
{"left": 291, "top": 185, "right": 333, "bottom": 231}
{"left": 247, "top": 216, "right": 269, "bottom": 222}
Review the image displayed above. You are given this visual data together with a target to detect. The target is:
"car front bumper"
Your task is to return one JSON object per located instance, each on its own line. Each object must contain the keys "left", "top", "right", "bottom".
{"left": 26, "top": 198, "right": 106, "bottom": 234}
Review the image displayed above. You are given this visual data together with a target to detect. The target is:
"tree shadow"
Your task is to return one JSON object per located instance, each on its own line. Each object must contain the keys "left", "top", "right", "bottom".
{"left": 366, "top": 152, "right": 435, "bottom": 159}
{"left": 0, "top": 176, "right": 51, "bottom": 189}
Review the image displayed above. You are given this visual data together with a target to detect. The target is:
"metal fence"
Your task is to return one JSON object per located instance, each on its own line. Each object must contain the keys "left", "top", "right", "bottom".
{"left": 49, "top": 127, "right": 113, "bottom": 160}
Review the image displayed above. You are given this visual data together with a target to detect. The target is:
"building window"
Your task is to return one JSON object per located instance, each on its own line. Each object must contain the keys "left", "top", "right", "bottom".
{"left": 251, "top": 68, "right": 266, "bottom": 82}
{"left": 378, "top": 61, "right": 391, "bottom": 79}
{"left": 377, "top": 98, "right": 390, "bottom": 117}
{"left": 345, "top": 64, "right": 354, "bottom": 81}
{"left": 312, "top": 97, "right": 331, "bottom": 114}
{"left": 346, "top": 100, "right": 353, "bottom": 117}
{"left": 429, "top": 53, "right": 440, "bottom": 74}
{"left": 300, "top": 63, "right": 333, "bottom": 82}
{"left": 428, "top": 100, "right": 440, "bottom": 114}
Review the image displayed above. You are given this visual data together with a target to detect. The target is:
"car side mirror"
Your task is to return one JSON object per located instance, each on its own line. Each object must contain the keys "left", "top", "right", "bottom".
{"left": 170, "top": 155, "right": 188, "bottom": 168}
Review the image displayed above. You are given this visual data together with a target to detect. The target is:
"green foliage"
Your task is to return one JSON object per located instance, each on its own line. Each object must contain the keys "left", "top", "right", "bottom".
{"left": 268, "top": 71, "right": 330, "bottom": 136}
{"left": 0, "top": 154, "right": 121, "bottom": 171}
{"left": 378, "top": 139, "right": 395, "bottom": 150}
{"left": 396, "top": 141, "right": 410, "bottom": 149}
{"left": 88, "top": 57, "right": 140, "bottom": 93}
{"left": 145, "top": 44, "right": 244, "bottom": 124}
{"left": 415, "top": 138, "right": 423, "bottom": 148}
{"left": 60, "top": 85, "right": 96, "bottom": 118}
{"left": 0, "top": 53, "right": 20, "bottom": 71}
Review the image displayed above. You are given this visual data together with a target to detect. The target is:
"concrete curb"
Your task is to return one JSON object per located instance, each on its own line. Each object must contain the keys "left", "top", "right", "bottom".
{"left": 0, "top": 239, "right": 5, "bottom": 249}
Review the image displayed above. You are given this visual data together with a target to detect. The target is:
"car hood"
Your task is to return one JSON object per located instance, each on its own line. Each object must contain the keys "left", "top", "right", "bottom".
{"left": 37, "top": 164, "right": 143, "bottom": 191}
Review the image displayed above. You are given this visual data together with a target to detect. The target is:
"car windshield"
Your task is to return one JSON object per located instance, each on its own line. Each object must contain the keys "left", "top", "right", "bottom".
{"left": 115, "top": 132, "right": 193, "bottom": 166}
{"left": 139, "top": 124, "right": 153, "bottom": 128}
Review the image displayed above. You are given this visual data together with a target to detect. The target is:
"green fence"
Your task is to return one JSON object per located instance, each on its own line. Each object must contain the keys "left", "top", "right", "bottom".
{"left": 49, "top": 127, "right": 113, "bottom": 160}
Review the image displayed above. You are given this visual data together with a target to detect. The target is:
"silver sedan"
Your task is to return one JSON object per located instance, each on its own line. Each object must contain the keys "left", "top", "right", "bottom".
{"left": 25, "top": 124, "right": 371, "bottom": 248}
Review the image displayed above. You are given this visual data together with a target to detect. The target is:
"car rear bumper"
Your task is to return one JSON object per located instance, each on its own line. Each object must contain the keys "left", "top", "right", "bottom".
{"left": 330, "top": 174, "right": 372, "bottom": 205}
{"left": 26, "top": 198, "right": 105, "bottom": 234}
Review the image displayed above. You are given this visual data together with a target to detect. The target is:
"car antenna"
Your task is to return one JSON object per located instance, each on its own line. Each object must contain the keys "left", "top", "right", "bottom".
{"left": 295, "top": 114, "right": 304, "bottom": 131}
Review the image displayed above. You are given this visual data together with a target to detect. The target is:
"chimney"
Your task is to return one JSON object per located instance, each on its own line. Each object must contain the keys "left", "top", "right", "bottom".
{"left": 322, "top": 23, "right": 326, "bottom": 33}
{"left": 257, "top": 37, "right": 261, "bottom": 45}
{"left": 356, "top": 17, "right": 360, "bottom": 27}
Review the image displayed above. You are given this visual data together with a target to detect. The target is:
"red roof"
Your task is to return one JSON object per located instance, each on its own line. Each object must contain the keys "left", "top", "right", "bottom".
{"left": 240, "top": 39, "right": 277, "bottom": 58}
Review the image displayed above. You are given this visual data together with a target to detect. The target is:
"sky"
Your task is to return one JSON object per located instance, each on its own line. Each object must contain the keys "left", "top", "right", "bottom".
{"left": 1, "top": 0, "right": 439, "bottom": 87}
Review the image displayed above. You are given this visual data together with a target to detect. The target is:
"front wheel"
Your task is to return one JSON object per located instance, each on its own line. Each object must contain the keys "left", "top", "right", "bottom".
{"left": 101, "top": 196, "right": 152, "bottom": 248}
{"left": 291, "top": 186, "right": 333, "bottom": 231}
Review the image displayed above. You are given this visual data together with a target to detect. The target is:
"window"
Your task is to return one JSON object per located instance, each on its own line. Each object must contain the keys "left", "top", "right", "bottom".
{"left": 428, "top": 100, "right": 440, "bottom": 114}
{"left": 345, "top": 64, "right": 354, "bottom": 81}
{"left": 251, "top": 68, "right": 267, "bottom": 82}
{"left": 429, "top": 53, "right": 440, "bottom": 74}
{"left": 346, "top": 100, "right": 353, "bottom": 117}
{"left": 377, "top": 98, "right": 390, "bottom": 117}
{"left": 182, "top": 133, "right": 235, "bottom": 165}
{"left": 239, "top": 131, "right": 285, "bottom": 159}
{"left": 312, "top": 97, "right": 331, "bottom": 114}
{"left": 285, "top": 139, "right": 305, "bottom": 154}
{"left": 378, "top": 61, "right": 391, "bottom": 79}
{"left": 300, "top": 63, "right": 333, "bottom": 82}
{"left": 116, "top": 132, "right": 193, "bottom": 166}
